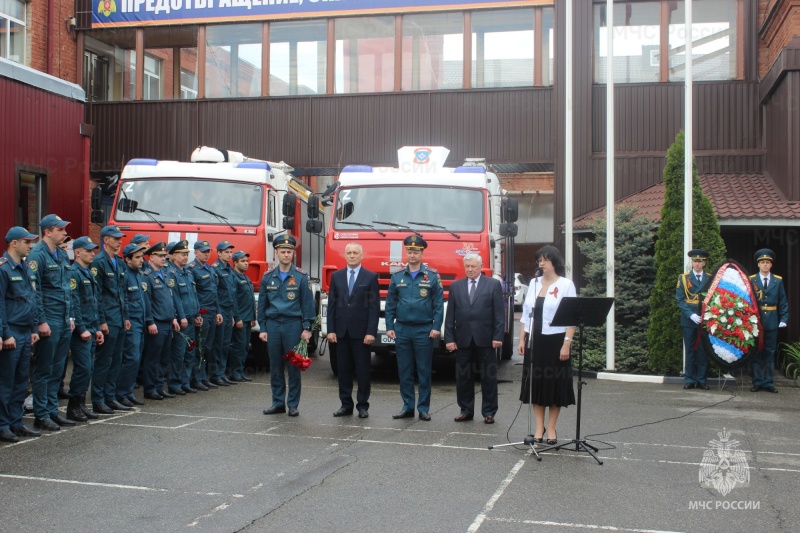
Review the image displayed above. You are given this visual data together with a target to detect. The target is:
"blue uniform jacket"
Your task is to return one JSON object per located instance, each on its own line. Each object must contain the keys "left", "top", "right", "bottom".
{"left": 188, "top": 260, "right": 219, "bottom": 314}
{"left": 28, "top": 241, "right": 71, "bottom": 325}
{"left": 385, "top": 264, "right": 444, "bottom": 331}
{"left": 233, "top": 269, "right": 256, "bottom": 322}
{"left": 92, "top": 249, "right": 127, "bottom": 326}
{"left": 750, "top": 274, "right": 789, "bottom": 331}
{"left": 257, "top": 264, "right": 315, "bottom": 331}
{"left": 69, "top": 264, "right": 101, "bottom": 335}
{"left": 124, "top": 264, "right": 150, "bottom": 326}
{"left": 212, "top": 260, "right": 237, "bottom": 319}
{"left": 0, "top": 253, "right": 38, "bottom": 338}
{"left": 675, "top": 271, "right": 707, "bottom": 328}
{"left": 172, "top": 264, "right": 201, "bottom": 320}
{"left": 143, "top": 266, "right": 183, "bottom": 324}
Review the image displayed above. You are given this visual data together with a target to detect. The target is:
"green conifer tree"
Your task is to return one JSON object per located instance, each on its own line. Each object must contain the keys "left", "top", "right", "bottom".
{"left": 647, "top": 131, "right": 726, "bottom": 374}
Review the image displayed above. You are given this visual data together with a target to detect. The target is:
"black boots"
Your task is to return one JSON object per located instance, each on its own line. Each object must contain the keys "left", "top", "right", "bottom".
{"left": 66, "top": 396, "right": 89, "bottom": 422}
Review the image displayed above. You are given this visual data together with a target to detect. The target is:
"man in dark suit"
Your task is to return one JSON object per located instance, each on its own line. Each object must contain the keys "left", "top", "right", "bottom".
{"left": 750, "top": 248, "right": 789, "bottom": 393}
{"left": 444, "top": 253, "right": 504, "bottom": 424}
{"left": 327, "top": 243, "right": 380, "bottom": 418}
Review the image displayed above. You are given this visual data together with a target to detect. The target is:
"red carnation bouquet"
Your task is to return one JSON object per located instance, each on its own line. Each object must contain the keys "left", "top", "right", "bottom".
{"left": 284, "top": 338, "right": 312, "bottom": 371}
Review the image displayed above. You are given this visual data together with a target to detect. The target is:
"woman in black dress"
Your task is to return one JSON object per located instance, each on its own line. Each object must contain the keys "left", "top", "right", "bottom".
{"left": 516, "top": 245, "right": 576, "bottom": 445}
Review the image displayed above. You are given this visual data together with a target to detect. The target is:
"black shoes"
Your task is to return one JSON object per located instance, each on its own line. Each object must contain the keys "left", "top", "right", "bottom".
{"left": 358, "top": 409, "right": 369, "bottom": 419}
{"left": 239, "top": 376, "right": 253, "bottom": 382}
{"left": 418, "top": 412, "right": 431, "bottom": 421}
{"left": 159, "top": 389, "right": 176, "bottom": 399}
{"left": 750, "top": 385, "right": 761, "bottom": 392}
{"left": 392, "top": 409, "right": 415, "bottom": 419}
{"left": 51, "top": 414, "right": 76, "bottom": 427}
{"left": 454, "top": 413, "right": 473, "bottom": 422}
{"left": 92, "top": 402, "right": 115, "bottom": 415}
{"left": 333, "top": 407, "right": 353, "bottom": 417}
{"left": 209, "top": 378, "right": 228, "bottom": 387}
{"left": 763, "top": 386, "right": 779, "bottom": 393}
{"left": 181, "top": 386, "right": 197, "bottom": 394}
{"left": 108, "top": 400, "right": 133, "bottom": 411}
{"left": 697, "top": 384, "right": 710, "bottom": 390}
{"left": 34, "top": 417, "right": 60, "bottom": 431}
{"left": 192, "top": 381, "right": 209, "bottom": 392}
{"left": 683, "top": 383, "right": 695, "bottom": 389}
{"left": 288, "top": 407, "right": 299, "bottom": 417}
{"left": 128, "top": 396, "right": 145, "bottom": 406}
{"left": 66, "top": 397, "right": 88, "bottom": 422}
{"left": 144, "top": 392, "right": 164, "bottom": 401}
{"left": 546, "top": 432, "right": 558, "bottom": 445}
{"left": 168, "top": 388, "right": 186, "bottom": 396}
{"left": 117, "top": 397, "right": 135, "bottom": 408}
{"left": 12, "top": 425, "right": 41, "bottom": 438}
{"left": 203, "top": 379, "right": 219, "bottom": 389}
{"left": 0, "top": 429, "right": 20, "bottom": 443}
{"left": 263, "top": 405, "right": 286, "bottom": 415}
{"left": 222, "top": 377, "right": 238, "bottom": 385}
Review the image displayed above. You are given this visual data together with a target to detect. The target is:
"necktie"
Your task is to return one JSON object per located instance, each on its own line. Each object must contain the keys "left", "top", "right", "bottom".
{"left": 696, "top": 274, "right": 701, "bottom": 283}
{"left": 348, "top": 270, "right": 355, "bottom": 295}
{"left": 469, "top": 279, "right": 476, "bottom": 303}
{"left": 763, "top": 277, "right": 768, "bottom": 289}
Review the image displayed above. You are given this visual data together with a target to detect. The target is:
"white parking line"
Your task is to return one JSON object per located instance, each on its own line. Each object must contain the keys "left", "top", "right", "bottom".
{"left": 467, "top": 458, "right": 526, "bottom": 532}
{"left": 484, "top": 517, "right": 687, "bottom": 532}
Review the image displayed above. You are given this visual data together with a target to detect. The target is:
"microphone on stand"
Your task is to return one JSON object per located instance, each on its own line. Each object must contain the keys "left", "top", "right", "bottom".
{"left": 526, "top": 268, "right": 543, "bottom": 350}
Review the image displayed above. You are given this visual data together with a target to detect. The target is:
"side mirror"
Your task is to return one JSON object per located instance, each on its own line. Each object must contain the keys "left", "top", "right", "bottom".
{"left": 283, "top": 193, "right": 297, "bottom": 217}
{"left": 307, "top": 194, "right": 320, "bottom": 219}
{"left": 503, "top": 198, "right": 519, "bottom": 223}
{"left": 499, "top": 223, "right": 518, "bottom": 237}
{"left": 306, "top": 219, "right": 323, "bottom": 234}
{"left": 117, "top": 198, "right": 139, "bottom": 213}
{"left": 91, "top": 187, "right": 103, "bottom": 210}
{"left": 282, "top": 216, "right": 295, "bottom": 230}
{"left": 90, "top": 210, "right": 104, "bottom": 224}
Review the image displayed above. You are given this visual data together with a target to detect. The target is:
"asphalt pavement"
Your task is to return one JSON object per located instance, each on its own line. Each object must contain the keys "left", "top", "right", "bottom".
{"left": 2, "top": 333, "right": 799, "bottom": 533}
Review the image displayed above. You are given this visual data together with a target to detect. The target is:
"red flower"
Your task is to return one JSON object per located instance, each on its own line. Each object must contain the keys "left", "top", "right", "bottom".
{"left": 186, "top": 341, "right": 197, "bottom": 352}
{"left": 199, "top": 308, "right": 209, "bottom": 315}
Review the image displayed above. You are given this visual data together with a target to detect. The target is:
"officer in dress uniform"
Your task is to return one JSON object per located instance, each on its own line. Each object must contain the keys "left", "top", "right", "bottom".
{"left": 188, "top": 240, "right": 222, "bottom": 391}
{"left": 750, "top": 249, "right": 789, "bottom": 393}
{"left": 141, "top": 242, "right": 184, "bottom": 400}
{"left": 167, "top": 240, "right": 203, "bottom": 395}
{"left": 230, "top": 251, "right": 255, "bottom": 382}
{"left": 385, "top": 235, "right": 444, "bottom": 421}
{"left": 66, "top": 237, "right": 105, "bottom": 422}
{"left": 28, "top": 214, "right": 75, "bottom": 431}
{"left": 0, "top": 227, "right": 41, "bottom": 442}
{"left": 676, "top": 249, "right": 710, "bottom": 390}
{"left": 210, "top": 241, "right": 238, "bottom": 386}
{"left": 115, "top": 243, "right": 149, "bottom": 407}
{"left": 91, "top": 225, "right": 131, "bottom": 414}
{"left": 258, "top": 235, "right": 316, "bottom": 417}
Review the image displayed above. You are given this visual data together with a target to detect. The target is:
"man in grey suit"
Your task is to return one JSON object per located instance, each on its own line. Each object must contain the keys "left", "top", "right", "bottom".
{"left": 326, "top": 243, "right": 380, "bottom": 418}
{"left": 444, "top": 253, "right": 504, "bottom": 424}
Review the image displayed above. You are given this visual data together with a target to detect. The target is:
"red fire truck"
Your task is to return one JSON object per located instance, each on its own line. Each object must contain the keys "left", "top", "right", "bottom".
{"left": 316, "top": 147, "right": 517, "bottom": 374}
{"left": 105, "top": 147, "right": 324, "bottom": 362}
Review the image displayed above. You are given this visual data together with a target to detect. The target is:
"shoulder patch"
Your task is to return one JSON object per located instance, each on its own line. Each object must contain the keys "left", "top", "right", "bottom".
{"left": 70, "top": 278, "right": 77, "bottom": 290}
{"left": 168, "top": 278, "right": 175, "bottom": 287}
{"left": 28, "top": 260, "right": 37, "bottom": 272}
{"left": 91, "top": 267, "right": 98, "bottom": 277}
{"left": 142, "top": 282, "right": 148, "bottom": 292}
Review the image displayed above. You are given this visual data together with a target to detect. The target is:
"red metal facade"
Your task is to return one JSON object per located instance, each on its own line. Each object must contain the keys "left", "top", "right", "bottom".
{"left": 0, "top": 76, "right": 87, "bottom": 238}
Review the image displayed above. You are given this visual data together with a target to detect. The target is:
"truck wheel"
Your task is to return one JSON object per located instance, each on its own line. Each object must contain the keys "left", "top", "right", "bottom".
{"left": 500, "top": 330, "right": 513, "bottom": 360}
{"left": 328, "top": 341, "right": 338, "bottom": 376}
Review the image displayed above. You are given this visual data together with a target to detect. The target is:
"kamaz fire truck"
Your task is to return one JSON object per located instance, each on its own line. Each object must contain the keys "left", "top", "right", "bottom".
{"left": 104, "top": 147, "right": 324, "bottom": 362}
{"left": 315, "top": 147, "right": 518, "bottom": 374}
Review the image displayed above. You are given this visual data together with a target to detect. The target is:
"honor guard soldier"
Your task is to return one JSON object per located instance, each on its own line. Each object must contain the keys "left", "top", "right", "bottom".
{"left": 188, "top": 240, "right": 222, "bottom": 391}
{"left": 0, "top": 227, "right": 41, "bottom": 442}
{"left": 750, "top": 249, "right": 789, "bottom": 393}
{"left": 210, "top": 240, "right": 238, "bottom": 386}
{"left": 385, "top": 235, "right": 444, "bottom": 421}
{"left": 258, "top": 235, "right": 316, "bottom": 417}
{"left": 230, "top": 251, "right": 256, "bottom": 382}
{"left": 167, "top": 240, "right": 203, "bottom": 395}
{"left": 141, "top": 243, "right": 183, "bottom": 400}
{"left": 66, "top": 237, "right": 105, "bottom": 422}
{"left": 91, "top": 225, "right": 131, "bottom": 414}
{"left": 28, "top": 214, "right": 75, "bottom": 431}
{"left": 676, "top": 249, "right": 710, "bottom": 390}
{"left": 115, "top": 244, "right": 149, "bottom": 408}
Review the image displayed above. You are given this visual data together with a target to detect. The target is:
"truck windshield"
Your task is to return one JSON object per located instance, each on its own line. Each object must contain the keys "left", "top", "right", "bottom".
{"left": 113, "top": 179, "right": 264, "bottom": 226}
{"left": 334, "top": 186, "right": 484, "bottom": 232}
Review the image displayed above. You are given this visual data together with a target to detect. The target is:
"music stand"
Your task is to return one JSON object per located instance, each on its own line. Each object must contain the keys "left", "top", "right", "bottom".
{"left": 535, "top": 297, "right": 614, "bottom": 465}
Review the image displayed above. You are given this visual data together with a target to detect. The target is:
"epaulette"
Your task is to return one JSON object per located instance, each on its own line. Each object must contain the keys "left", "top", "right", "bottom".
{"left": 213, "top": 261, "right": 220, "bottom": 267}
{"left": 265, "top": 265, "right": 275, "bottom": 274}
{"left": 0, "top": 257, "right": 6, "bottom": 265}
{"left": 425, "top": 266, "right": 439, "bottom": 275}
{"left": 188, "top": 261, "right": 196, "bottom": 268}
{"left": 295, "top": 266, "right": 307, "bottom": 275}
{"left": 774, "top": 274, "right": 782, "bottom": 280}
{"left": 749, "top": 274, "right": 757, "bottom": 279}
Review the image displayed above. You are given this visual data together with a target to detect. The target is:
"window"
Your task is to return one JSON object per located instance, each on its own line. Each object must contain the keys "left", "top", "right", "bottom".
{"left": 0, "top": 0, "right": 25, "bottom": 63}
{"left": 84, "top": 50, "right": 109, "bottom": 102}
{"left": 471, "top": 9, "right": 534, "bottom": 88}
{"left": 270, "top": 20, "right": 327, "bottom": 96}
{"left": 542, "top": 8, "right": 555, "bottom": 86}
{"left": 17, "top": 171, "right": 46, "bottom": 235}
{"left": 594, "top": 0, "right": 739, "bottom": 84}
{"left": 207, "top": 24, "right": 262, "bottom": 98}
{"left": 402, "top": 12, "right": 464, "bottom": 91}
{"left": 143, "top": 54, "right": 164, "bottom": 100}
{"left": 335, "top": 17, "right": 395, "bottom": 94}
{"left": 181, "top": 68, "right": 198, "bottom": 99}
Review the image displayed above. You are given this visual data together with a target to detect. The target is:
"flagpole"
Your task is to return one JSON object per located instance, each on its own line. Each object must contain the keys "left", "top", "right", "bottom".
{"left": 683, "top": 0, "right": 694, "bottom": 376}
{"left": 606, "top": 0, "right": 616, "bottom": 371}
{"left": 564, "top": 0, "right": 574, "bottom": 277}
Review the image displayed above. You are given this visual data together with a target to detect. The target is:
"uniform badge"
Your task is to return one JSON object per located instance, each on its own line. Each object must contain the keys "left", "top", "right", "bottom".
{"left": 70, "top": 278, "right": 77, "bottom": 290}
{"left": 142, "top": 282, "right": 148, "bottom": 292}
{"left": 287, "top": 292, "right": 296, "bottom": 300}
{"left": 28, "top": 260, "right": 38, "bottom": 272}
{"left": 420, "top": 288, "right": 428, "bottom": 297}
{"left": 91, "top": 267, "right": 98, "bottom": 277}
{"left": 169, "top": 278, "right": 175, "bottom": 287}
{"left": 288, "top": 277, "right": 296, "bottom": 286}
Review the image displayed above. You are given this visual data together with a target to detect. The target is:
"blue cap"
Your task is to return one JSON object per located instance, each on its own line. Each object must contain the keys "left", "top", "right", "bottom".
{"left": 403, "top": 235, "right": 427, "bottom": 250}
{"left": 169, "top": 240, "right": 190, "bottom": 254}
{"left": 232, "top": 251, "right": 250, "bottom": 261}
{"left": 755, "top": 248, "right": 775, "bottom": 263}
{"left": 144, "top": 242, "right": 168, "bottom": 256}
{"left": 217, "top": 240, "right": 234, "bottom": 252}
{"left": 123, "top": 243, "right": 146, "bottom": 258}
{"left": 273, "top": 234, "right": 296, "bottom": 249}
{"left": 40, "top": 214, "right": 69, "bottom": 229}
{"left": 5, "top": 226, "right": 38, "bottom": 242}
{"left": 194, "top": 240, "right": 211, "bottom": 252}
{"left": 72, "top": 236, "right": 99, "bottom": 250}
{"left": 131, "top": 233, "right": 150, "bottom": 245}
{"left": 100, "top": 225, "right": 125, "bottom": 238}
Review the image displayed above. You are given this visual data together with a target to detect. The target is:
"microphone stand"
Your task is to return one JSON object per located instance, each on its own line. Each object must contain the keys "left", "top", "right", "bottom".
{"left": 489, "top": 271, "right": 542, "bottom": 460}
